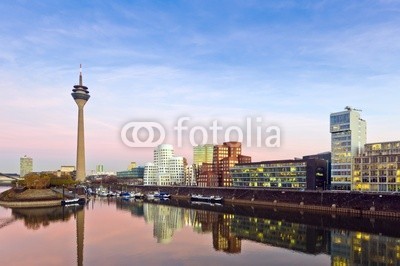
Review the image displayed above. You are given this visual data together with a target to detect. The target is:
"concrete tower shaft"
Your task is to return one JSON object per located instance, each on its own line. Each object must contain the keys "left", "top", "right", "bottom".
{"left": 71, "top": 65, "right": 90, "bottom": 182}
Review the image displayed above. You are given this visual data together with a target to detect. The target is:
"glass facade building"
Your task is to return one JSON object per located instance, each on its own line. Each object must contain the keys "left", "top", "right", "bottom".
{"left": 193, "top": 144, "right": 214, "bottom": 166}
{"left": 330, "top": 107, "right": 366, "bottom": 190}
{"left": 117, "top": 167, "right": 145, "bottom": 180}
{"left": 231, "top": 159, "right": 327, "bottom": 190}
{"left": 353, "top": 141, "right": 400, "bottom": 192}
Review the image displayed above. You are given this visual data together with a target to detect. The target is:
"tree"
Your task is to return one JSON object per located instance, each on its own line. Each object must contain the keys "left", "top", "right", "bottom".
{"left": 24, "top": 173, "right": 51, "bottom": 189}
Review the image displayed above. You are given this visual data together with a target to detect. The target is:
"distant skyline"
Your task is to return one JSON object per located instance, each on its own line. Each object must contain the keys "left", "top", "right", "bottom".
{"left": 1, "top": 1, "right": 400, "bottom": 173}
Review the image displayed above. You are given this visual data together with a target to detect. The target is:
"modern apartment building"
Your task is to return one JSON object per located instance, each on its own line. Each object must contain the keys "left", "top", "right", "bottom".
{"left": 197, "top": 163, "right": 218, "bottom": 187}
{"left": 330, "top": 106, "right": 366, "bottom": 190}
{"left": 144, "top": 162, "right": 157, "bottom": 185}
{"left": 353, "top": 141, "right": 400, "bottom": 192}
{"left": 20, "top": 155, "right": 33, "bottom": 178}
{"left": 214, "top": 142, "right": 251, "bottom": 187}
{"left": 231, "top": 158, "right": 328, "bottom": 190}
{"left": 197, "top": 141, "right": 251, "bottom": 187}
{"left": 169, "top": 156, "right": 185, "bottom": 185}
{"left": 143, "top": 144, "right": 186, "bottom": 186}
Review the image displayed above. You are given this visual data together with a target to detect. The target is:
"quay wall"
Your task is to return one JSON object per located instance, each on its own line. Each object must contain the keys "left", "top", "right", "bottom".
{"left": 123, "top": 185, "right": 400, "bottom": 218}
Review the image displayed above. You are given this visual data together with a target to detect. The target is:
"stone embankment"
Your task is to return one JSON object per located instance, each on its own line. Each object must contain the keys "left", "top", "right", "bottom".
{"left": 123, "top": 185, "right": 400, "bottom": 218}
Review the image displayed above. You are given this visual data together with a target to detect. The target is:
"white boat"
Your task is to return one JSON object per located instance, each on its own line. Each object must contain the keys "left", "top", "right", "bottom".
{"left": 61, "top": 198, "right": 85, "bottom": 206}
{"left": 133, "top": 192, "right": 144, "bottom": 199}
{"left": 154, "top": 192, "right": 170, "bottom": 199}
{"left": 146, "top": 192, "right": 156, "bottom": 199}
{"left": 191, "top": 194, "right": 223, "bottom": 203}
{"left": 96, "top": 187, "right": 108, "bottom": 197}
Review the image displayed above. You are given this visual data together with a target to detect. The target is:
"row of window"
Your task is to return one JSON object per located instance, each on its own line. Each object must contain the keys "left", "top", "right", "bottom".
{"left": 355, "top": 156, "right": 400, "bottom": 163}
{"left": 232, "top": 182, "right": 306, "bottom": 188}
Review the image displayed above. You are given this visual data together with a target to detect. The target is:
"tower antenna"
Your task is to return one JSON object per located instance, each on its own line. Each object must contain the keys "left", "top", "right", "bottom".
{"left": 79, "top": 64, "right": 83, "bottom": 86}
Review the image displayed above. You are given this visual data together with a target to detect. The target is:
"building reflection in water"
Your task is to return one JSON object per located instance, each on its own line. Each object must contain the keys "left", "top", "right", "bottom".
{"left": 119, "top": 200, "right": 400, "bottom": 264}
{"left": 331, "top": 230, "right": 400, "bottom": 265}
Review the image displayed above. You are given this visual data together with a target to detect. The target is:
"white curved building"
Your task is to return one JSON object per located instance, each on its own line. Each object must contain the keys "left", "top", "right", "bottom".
{"left": 144, "top": 144, "right": 185, "bottom": 186}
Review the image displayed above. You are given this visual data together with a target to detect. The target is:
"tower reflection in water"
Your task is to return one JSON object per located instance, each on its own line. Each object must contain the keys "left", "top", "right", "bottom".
{"left": 10, "top": 200, "right": 400, "bottom": 265}
{"left": 118, "top": 200, "right": 400, "bottom": 264}
{"left": 11, "top": 205, "right": 85, "bottom": 266}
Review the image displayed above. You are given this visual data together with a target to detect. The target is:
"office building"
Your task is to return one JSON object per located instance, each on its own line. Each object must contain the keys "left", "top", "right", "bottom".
{"left": 231, "top": 158, "right": 327, "bottom": 190}
{"left": 353, "top": 141, "right": 400, "bottom": 192}
{"left": 96, "top": 165, "right": 104, "bottom": 173}
{"left": 193, "top": 144, "right": 214, "bottom": 166}
{"left": 215, "top": 142, "right": 251, "bottom": 187}
{"left": 303, "top": 152, "right": 331, "bottom": 189}
{"left": 330, "top": 106, "right": 366, "bottom": 190}
{"left": 20, "top": 155, "right": 33, "bottom": 178}
{"left": 197, "top": 142, "right": 251, "bottom": 187}
{"left": 197, "top": 163, "right": 218, "bottom": 187}
{"left": 117, "top": 166, "right": 145, "bottom": 185}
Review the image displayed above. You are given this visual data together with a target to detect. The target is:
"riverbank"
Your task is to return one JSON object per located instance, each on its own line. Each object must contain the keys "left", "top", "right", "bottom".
{"left": 0, "top": 187, "right": 63, "bottom": 208}
{"left": 122, "top": 185, "right": 400, "bottom": 218}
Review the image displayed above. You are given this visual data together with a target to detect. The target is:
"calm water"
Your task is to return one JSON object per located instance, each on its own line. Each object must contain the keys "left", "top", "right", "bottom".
{"left": 1, "top": 186, "right": 400, "bottom": 266}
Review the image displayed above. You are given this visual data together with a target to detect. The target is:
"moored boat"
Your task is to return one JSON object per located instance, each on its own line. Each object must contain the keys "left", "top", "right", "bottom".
{"left": 120, "top": 192, "right": 132, "bottom": 198}
{"left": 191, "top": 194, "right": 223, "bottom": 203}
{"left": 154, "top": 192, "right": 170, "bottom": 199}
{"left": 133, "top": 192, "right": 144, "bottom": 199}
{"left": 61, "top": 198, "right": 86, "bottom": 206}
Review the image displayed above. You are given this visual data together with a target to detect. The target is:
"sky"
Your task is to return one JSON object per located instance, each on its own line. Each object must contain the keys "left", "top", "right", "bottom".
{"left": 1, "top": 0, "right": 400, "bottom": 173}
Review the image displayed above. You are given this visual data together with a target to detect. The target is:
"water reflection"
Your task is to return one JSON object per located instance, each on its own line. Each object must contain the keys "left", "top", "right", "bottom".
{"left": 10, "top": 205, "right": 84, "bottom": 230}
{"left": 2, "top": 205, "right": 85, "bottom": 266}
{"left": 2, "top": 195, "right": 400, "bottom": 265}
{"left": 331, "top": 230, "right": 400, "bottom": 265}
{"left": 117, "top": 199, "right": 400, "bottom": 264}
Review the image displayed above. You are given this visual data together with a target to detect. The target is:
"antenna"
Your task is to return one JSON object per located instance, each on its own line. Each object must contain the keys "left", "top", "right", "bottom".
{"left": 345, "top": 106, "right": 362, "bottom": 112}
{"left": 79, "top": 64, "right": 83, "bottom": 86}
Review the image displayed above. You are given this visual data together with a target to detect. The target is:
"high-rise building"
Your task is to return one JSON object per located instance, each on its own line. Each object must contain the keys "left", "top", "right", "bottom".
{"left": 71, "top": 65, "right": 90, "bottom": 182}
{"left": 193, "top": 144, "right": 214, "bottom": 166}
{"left": 20, "top": 155, "right": 33, "bottom": 177}
{"left": 353, "top": 141, "right": 400, "bottom": 192}
{"left": 330, "top": 106, "right": 366, "bottom": 190}
{"left": 197, "top": 163, "right": 218, "bottom": 187}
{"left": 96, "top": 164, "right": 104, "bottom": 173}
{"left": 155, "top": 144, "right": 174, "bottom": 174}
{"left": 184, "top": 164, "right": 196, "bottom": 186}
{"left": 143, "top": 144, "right": 185, "bottom": 186}
{"left": 169, "top": 156, "right": 185, "bottom": 185}
{"left": 215, "top": 142, "right": 250, "bottom": 187}
{"left": 144, "top": 163, "right": 157, "bottom": 186}
{"left": 197, "top": 141, "right": 251, "bottom": 187}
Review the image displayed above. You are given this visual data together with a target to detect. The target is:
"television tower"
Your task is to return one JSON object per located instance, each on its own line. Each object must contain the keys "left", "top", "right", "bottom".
{"left": 71, "top": 65, "right": 90, "bottom": 182}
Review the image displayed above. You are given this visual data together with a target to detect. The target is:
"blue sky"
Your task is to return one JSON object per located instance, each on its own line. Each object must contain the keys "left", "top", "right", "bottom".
{"left": 1, "top": 0, "right": 400, "bottom": 173}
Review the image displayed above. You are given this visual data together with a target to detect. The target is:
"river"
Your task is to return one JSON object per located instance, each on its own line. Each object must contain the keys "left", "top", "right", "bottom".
{"left": 1, "top": 186, "right": 399, "bottom": 265}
